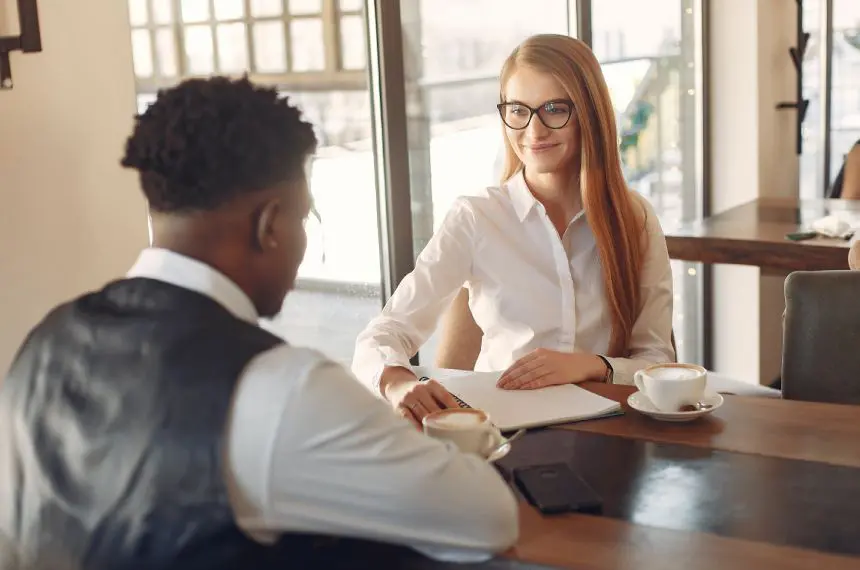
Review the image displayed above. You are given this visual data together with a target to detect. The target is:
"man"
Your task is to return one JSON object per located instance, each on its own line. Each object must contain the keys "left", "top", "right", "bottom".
{"left": 0, "top": 77, "right": 518, "bottom": 570}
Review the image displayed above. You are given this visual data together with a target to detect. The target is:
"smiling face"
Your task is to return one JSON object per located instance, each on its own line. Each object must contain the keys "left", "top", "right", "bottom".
{"left": 501, "top": 65, "right": 581, "bottom": 177}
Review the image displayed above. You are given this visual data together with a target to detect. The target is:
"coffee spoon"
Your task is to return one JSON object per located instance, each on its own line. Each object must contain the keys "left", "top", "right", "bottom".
{"left": 678, "top": 401, "right": 713, "bottom": 412}
{"left": 488, "top": 428, "right": 526, "bottom": 457}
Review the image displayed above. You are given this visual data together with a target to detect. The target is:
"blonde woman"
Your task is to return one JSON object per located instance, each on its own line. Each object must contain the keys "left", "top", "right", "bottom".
{"left": 352, "top": 34, "right": 675, "bottom": 427}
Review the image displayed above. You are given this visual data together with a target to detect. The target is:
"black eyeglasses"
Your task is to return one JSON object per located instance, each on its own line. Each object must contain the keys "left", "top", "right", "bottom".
{"left": 496, "top": 99, "right": 574, "bottom": 130}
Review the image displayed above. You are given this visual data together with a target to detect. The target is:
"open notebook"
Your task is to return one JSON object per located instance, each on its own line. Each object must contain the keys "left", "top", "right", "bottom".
{"left": 413, "top": 367, "right": 623, "bottom": 431}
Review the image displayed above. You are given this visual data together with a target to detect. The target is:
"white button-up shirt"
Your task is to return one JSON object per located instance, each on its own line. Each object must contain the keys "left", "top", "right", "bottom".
{"left": 125, "top": 248, "right": 518, "bottom": 561}
{"left": 352, "top": 171, "right": 675, "bottom": 389}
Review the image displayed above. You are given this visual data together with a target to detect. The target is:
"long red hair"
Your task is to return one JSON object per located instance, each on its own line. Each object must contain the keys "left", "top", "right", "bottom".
{"left": 499, "top": 34, "right": 646, "bottom": 357}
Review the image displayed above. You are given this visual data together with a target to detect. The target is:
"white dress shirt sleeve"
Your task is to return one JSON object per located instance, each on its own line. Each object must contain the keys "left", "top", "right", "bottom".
{"left": 352, "top": 199, "right": 475, "bottom": 393}
{"left": 604, "top": 195, "right": 676, "bottom": 384}
{"left": 225, "top": 345, "right": 518, "bottom": 561}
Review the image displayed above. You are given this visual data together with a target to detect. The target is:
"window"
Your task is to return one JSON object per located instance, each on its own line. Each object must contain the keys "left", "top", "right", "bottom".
{"left": 127, "top": 0, "right": 382, "bottom": 366}
{"left": 398, "top": 0, "right": 572, "bottom": 363}
{"left": 127, "top": 0, "right": 365, "bottom": 95}
{"left": 800, "top": 0, "right": 822, "bottom": 197}
{"left": 127, "top": 0, "right": 708, "bottom": 368}
{"left": 800, "top": 0, "right": 860, "bottom": 198}
{"left": 591, "top": 0, "right": 704, "bottom": 364}
{"left": 831, "top": 1, "right": 860, "bottom": 187}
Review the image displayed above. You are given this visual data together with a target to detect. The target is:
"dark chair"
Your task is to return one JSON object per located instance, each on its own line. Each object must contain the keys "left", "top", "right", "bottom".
{"left": 782, "top": 270, "right": 860, "bottom": 405}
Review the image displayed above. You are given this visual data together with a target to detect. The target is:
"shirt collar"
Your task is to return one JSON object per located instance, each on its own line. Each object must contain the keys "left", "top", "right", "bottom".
{"left": 126, "top": 248, "right": 259, "bottom": 324}
{"left": 505, "top": 169, "right": 588, "bottom": 225}
{"left": 506, "top": 169, "right": 539, "bottom": 222}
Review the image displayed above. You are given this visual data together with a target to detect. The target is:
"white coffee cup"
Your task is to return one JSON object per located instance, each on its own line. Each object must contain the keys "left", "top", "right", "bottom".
{"left": 633, "top": 363, "right": 707, "bottom": 413}
{"left": 423, "top": 409, "right": 501, "bottom": 458}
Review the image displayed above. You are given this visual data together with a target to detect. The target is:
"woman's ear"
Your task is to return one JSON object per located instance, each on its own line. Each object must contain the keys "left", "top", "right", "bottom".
{"left": 253, "top": 198, "right": 282, "bottom": 253}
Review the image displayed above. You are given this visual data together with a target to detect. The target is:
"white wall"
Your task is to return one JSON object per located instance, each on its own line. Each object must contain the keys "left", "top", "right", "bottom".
{"left": 709, "top": 0, "right": 798, "bottom": 383}
{"left": 0, "top": 0, "right": 147, "bottom": 372}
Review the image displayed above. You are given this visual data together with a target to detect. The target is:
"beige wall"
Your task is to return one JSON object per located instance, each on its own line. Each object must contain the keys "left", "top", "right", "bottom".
{"left": 0, "top": 0, "right": 147, "bottom": 372}
{"left": 709, "top": 0, "right": 798, "bottom": 383}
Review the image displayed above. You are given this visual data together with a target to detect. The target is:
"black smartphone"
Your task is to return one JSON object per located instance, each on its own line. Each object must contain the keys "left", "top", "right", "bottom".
{"left": 513, "top": 463, "right": 602, "bottom": 515}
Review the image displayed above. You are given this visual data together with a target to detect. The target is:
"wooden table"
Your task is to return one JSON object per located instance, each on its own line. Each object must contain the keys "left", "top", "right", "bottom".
{"left": 498, "top": 383, "right": 860, "bottom": 570}
{"left": 281, "top": 385, "right": 860, "bottom": 569}
{"left": 664, "top": 198, "right": 860, "bottom": 271}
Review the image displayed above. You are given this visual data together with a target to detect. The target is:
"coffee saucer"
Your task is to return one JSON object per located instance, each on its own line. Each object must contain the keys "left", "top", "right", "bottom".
{"left": 628, "top": 391, "right": 724, "bottom": 422}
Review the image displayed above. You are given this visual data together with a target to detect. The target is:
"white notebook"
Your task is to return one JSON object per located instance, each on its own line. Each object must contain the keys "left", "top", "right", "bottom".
{"left": 413, "top": 367, "right": 623, "bottom": 431}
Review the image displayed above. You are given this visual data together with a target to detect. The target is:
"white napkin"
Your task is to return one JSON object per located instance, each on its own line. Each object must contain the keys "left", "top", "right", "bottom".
{"left": 706, "top": 372, "right": 781, "bottom": 398}
{"left": 810, "top": 214, "right": 854, "bottom": 238}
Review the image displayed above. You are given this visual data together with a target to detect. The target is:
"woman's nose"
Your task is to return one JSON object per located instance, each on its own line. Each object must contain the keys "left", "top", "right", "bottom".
{"left": 525, "top": 115, "right": 550, "bottom": 138}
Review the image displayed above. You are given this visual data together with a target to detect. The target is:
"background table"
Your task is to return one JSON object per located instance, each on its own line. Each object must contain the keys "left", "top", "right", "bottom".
{"left": 664, "top": 198, "right": 859, "bottom": 271}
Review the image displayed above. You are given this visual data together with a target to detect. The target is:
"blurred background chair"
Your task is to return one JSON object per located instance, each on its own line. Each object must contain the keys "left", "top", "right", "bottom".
{"left": 782, "top": 270, "right": 860, "bottom": 405}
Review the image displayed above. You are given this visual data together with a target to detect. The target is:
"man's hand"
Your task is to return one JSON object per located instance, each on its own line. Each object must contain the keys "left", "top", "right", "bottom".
{"left": 496, "top": 349, "right": 605, "bottom": 390}
{"left": 381, "top": 367, "right": 460, "bottom": 428}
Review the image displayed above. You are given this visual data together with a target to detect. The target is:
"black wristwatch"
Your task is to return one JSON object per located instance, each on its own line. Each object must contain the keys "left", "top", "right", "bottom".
{"left": 596, "top": 355, "right": 614, "bottom": 384}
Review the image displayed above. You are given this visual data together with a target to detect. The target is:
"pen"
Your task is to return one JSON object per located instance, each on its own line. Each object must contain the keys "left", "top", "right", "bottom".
{"left": 418, "top": 376, "right": 472, "bottom": 409}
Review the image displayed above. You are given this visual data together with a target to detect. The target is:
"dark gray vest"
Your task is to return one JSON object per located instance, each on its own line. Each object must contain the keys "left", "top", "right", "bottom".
{"left": 0, "top": 278, "right": 286, "bottom": 570}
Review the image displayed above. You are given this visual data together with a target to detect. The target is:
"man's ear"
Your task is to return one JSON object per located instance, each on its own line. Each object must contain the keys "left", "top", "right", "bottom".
{"left": 253, "top": 198, "right": 282, "bottom": 253}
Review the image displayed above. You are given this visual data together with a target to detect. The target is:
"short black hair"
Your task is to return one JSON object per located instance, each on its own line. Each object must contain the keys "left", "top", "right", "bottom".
{"left": 121, "top": 76, "right": 317, "bottom": 213}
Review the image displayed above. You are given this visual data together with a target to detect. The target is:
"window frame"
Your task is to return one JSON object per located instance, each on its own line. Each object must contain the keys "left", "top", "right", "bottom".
{"left": 128, "top": 0, "right": 366, "bottom": 94}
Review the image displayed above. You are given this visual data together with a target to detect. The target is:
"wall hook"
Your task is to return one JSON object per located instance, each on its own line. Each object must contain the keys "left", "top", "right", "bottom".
{"left": 776, "top": 0, "right": 808, "bottom": 155}
{"left": 0, "top": 0, "right": 42, "bottom": 90}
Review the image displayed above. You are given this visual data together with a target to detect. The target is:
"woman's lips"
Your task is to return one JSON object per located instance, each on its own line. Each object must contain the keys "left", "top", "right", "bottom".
{"left": 525, "top": 143, "right": 559, "bottom": 153}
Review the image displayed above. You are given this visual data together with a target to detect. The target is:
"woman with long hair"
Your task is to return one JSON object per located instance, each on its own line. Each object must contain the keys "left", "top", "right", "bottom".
{"left": 352, "top": 34, "right": 675, "bottom": 426}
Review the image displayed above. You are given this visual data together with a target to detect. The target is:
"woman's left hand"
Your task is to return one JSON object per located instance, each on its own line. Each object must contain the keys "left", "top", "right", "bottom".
{"left": 497, "top": 349, "right": 605, "bottom": 390}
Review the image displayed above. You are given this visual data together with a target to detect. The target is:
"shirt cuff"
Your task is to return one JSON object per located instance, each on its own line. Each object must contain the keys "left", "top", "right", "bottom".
{"left": 352, "top": 349, "right": 413, "bottom": 397}
{"left": 602, "top": 357, "right": 634, "bottom": 386}
{"left": 370, "top": 358, "right": 414, "bottom": 397}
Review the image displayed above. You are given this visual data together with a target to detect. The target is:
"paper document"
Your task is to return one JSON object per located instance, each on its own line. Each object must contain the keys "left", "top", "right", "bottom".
{"left": 414, "top": 367, "right": 622, "bottom": 431}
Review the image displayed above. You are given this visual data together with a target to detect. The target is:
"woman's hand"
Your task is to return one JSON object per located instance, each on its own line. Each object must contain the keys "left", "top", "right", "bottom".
{"left": 381, "top": 366, "right": 460, "bottom": 428}
{"left": 497, "top": 349, "right": 606, "bottom": 390}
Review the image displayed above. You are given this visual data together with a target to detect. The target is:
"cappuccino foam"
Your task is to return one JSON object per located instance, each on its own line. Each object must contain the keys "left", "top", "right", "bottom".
{"left": 647, "top": 366, "right": 701, "bottom": 381}
{"left": 427, "top": 410, "right": 486, "bottom": 429}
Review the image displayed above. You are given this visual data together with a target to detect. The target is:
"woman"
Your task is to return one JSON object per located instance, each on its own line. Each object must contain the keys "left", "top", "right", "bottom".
{"left": 850, "top": 235, "right": 860, "bottom": 270}
{"left": 829, "top": 139, "right": 860, "bottom": 199}
{"left": 352, "top": 34, "right": 675, "bottom": 426}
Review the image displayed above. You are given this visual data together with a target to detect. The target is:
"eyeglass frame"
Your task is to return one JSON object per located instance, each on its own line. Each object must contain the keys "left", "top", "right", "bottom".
{"left": 496, "top": 98, "right": 575, "bottom": 130}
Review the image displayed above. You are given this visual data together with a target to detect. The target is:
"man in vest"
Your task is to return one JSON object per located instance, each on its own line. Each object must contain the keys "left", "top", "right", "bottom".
{"left": 0, "top": 77, "right": 518, "bottom": 570}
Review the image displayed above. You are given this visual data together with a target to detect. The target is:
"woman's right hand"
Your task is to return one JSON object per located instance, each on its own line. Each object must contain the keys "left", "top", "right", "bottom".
{"left": 381, "top": 366, "right": 460, "bottom": 429}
